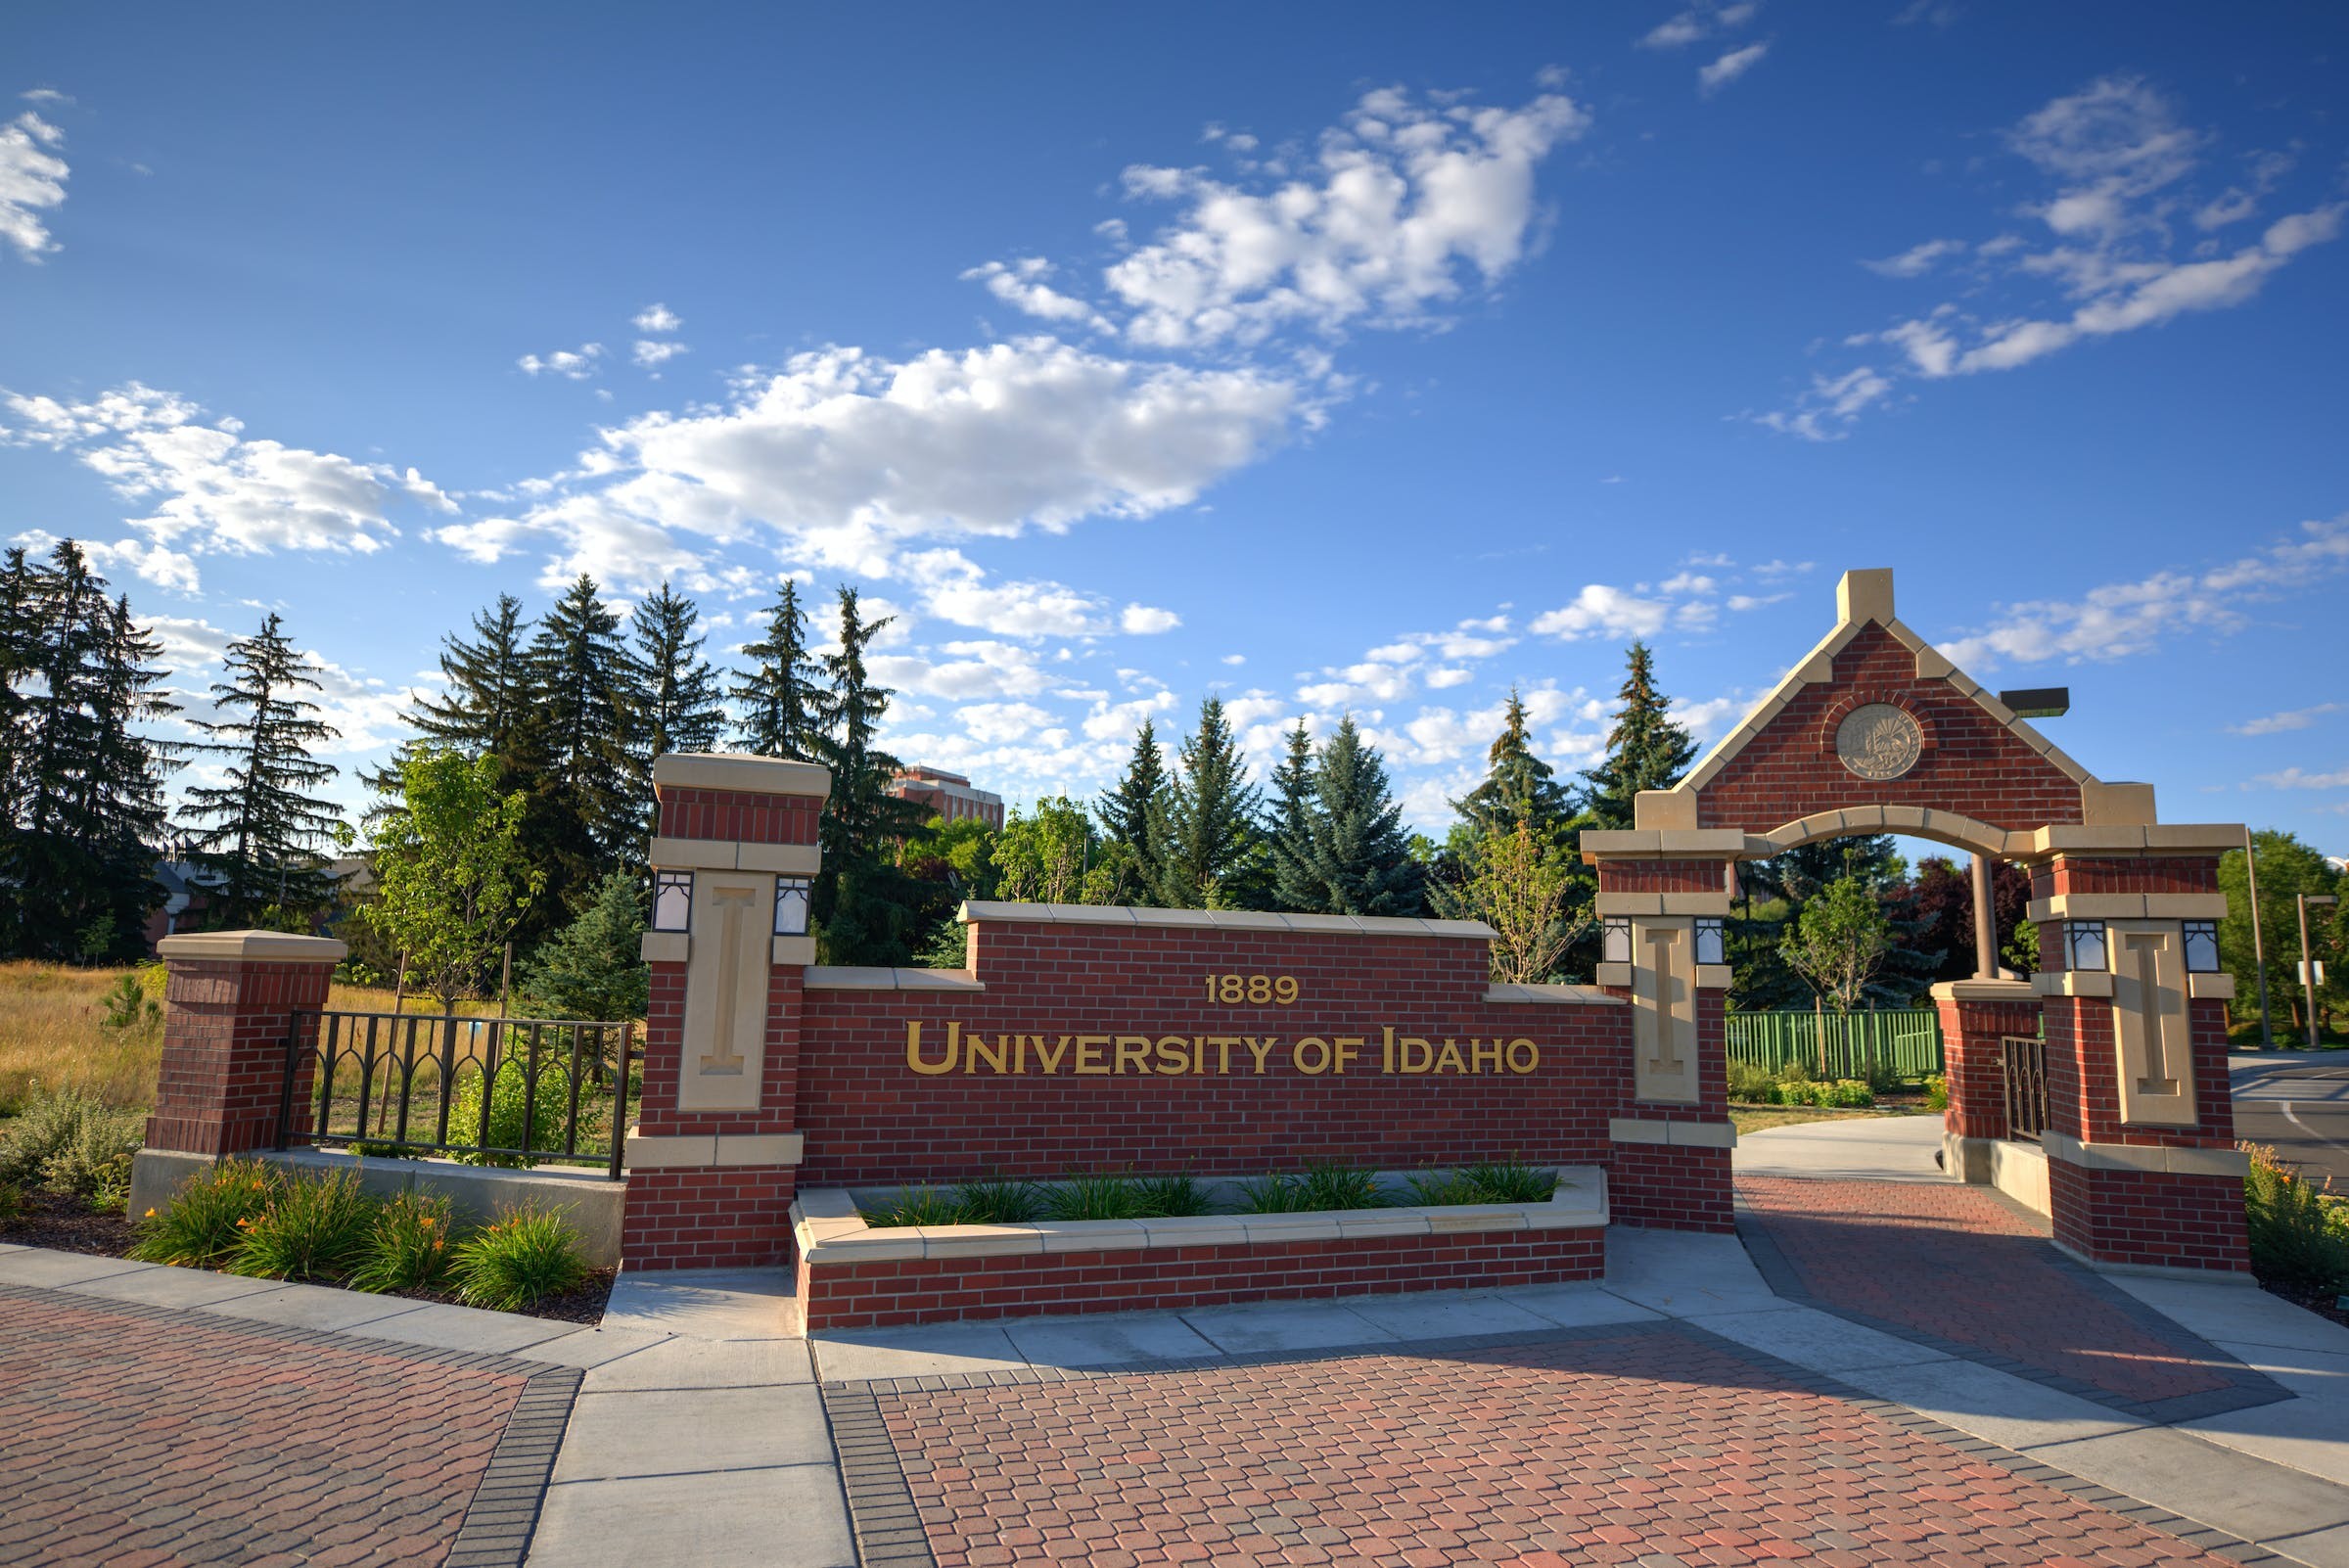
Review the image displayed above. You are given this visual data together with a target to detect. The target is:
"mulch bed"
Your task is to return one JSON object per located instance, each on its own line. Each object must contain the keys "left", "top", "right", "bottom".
{"left": 2258, "top": 1275, "right": 2349, "bottom": 1331}
{"left": 0, "top": 1190, "right": 615, "bottom": 1322}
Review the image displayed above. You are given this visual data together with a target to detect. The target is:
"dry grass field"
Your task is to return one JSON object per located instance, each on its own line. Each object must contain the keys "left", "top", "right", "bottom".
{"left": 0, "top": 961, "right": 500, "bottom": 1115}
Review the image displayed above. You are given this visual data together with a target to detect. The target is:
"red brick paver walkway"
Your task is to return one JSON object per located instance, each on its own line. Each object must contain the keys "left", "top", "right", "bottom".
{"left": 852, "top": 1324, "right": 2242, "bottom": 1567}
{"left": 1734, "top": 1176, "right": 2270, "bottom": 1416}
{"left": 0, "top": 1285, "right": 538, "bottom": 1567}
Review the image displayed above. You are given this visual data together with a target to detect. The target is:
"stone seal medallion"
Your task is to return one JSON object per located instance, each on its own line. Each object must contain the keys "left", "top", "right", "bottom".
{"left": 1835, "top": 703, "right": 1923, "bottom": 780}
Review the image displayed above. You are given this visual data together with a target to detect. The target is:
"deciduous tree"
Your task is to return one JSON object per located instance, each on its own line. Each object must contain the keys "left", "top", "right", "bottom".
{"left": 363, "top": 749, "right": 540, "bottom": 1008}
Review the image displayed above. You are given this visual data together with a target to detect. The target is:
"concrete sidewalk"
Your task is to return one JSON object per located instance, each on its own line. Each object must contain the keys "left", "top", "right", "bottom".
{"left": 1732, "top": 1108, "right": 1949, "bottom": 1180}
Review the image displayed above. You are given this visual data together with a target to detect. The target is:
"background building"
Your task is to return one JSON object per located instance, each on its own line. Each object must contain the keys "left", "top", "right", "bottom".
{"left": 886, "top": 766, "right": 1005, "bottom": 830}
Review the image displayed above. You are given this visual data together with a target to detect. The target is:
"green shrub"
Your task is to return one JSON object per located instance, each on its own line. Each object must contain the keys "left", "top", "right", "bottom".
{"left": 349, "top": 1192, "right": 460, "bottom": 1294}
{"left": 953, "top": 1176, "right": 1043, "bottom": 1223}
{"left": 1129, "top": 1174, "right": 1211, "bottom": 1218}
{"left": 99, "top": 971, "right": 162, "bottom": 1034}
{"left": 2244, "top": 1143, "right": 2349, "bottom": 1293}
{"left": 228, "top": 1169, "right": 378, "bottom": 1281}
{"left": 859, "top": 1186, "right": 969, "bottom": 1227}
{"left": 36, "top": 1103, "right": 145, "bottom": 1211}
{"left": 130, "top": 1159, "right": 283, "bottom": 1267}
{"left": 0, "top": 1084, "right": 106, "bottom": 1186}
{"left": 1778, "top": 1080, "right": 1825, "bottom": 1106}
{"left": 1726, "top": 1061, "right": 1780, "bottom": 1103}
{"left": 449, "top": 1058, "right": 585, "bottom": 1168}
{"left": 1045, "top": 1172, "right": 1143, "bottom": 1222}
{"left": 1242, "top": 1163, "right": 1387, "bottom": 1213}
{"left": 1923, "top": 1074, "right": 1950, "bottom": 1112}
{"left": 0, "top": 1180, "right": 21, "bottom": 1222}
{"left": 1819, "top": 1079, "right": 1875, "bottom": 1108}
{"left": 455, "top": 1206, "right": 590, "bottom": 1310}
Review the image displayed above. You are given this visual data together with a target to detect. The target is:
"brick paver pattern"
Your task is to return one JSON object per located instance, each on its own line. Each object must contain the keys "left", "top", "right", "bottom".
{"left": 0, "top": 1290, "right": 530, "bottom": 1567}
{"left": 1736, "top": 1175, "right": 2232, "bottom": 1407}
{"left": 872, "top": 1326, "right": 2236, "bottom": 1567}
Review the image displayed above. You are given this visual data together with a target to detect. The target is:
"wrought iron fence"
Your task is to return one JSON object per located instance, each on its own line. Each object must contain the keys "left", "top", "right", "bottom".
{"left": 279, "top": 1010, "right": 636, "bottom": 1177}
{"left": 1724, "top": 1008, "right": 1944, "bottom": 1080}
{"left": 2000, "top": 1034, "right": 2049, "bottom": 1140}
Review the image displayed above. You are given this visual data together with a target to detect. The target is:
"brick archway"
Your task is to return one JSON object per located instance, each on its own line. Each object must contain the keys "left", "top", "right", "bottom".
{"left": 1579, "top": 569, "right": 2249, "bottom": 1274}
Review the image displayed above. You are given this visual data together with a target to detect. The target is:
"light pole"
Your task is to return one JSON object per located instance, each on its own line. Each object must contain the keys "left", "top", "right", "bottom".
{"left": 2298, "top": 893, "right": 2338, "bottom": 1052}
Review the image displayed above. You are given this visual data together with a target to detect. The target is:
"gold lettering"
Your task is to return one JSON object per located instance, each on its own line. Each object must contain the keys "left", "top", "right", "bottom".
{"left": 1243, "top": 1038, "right": 1276, "bottom": 1073}
{"left": 1506, "top": 1038, "right": 1540, "bottom": 1075}
{"left": 1035, "top": 1035, "right": 1071, "bottom": 1074}
{"left": 1293, "top": 1037, "right": 1331, "bottom": 1075}
{"left": 1333, "top": 1037, "right": 1363, "bottom": 1075}
{"left": 1075, "top": 1036, "right": 1110, "bottom": 1074}
{"left": 1381, "top": 1025, "right": 1395, "bottom": 1074}
{"left": 1400, "top": 1036, "right": 1432, "bottom": 1074}
{"left": 1155, "top": 1035, "right": 1190, "bottom": 1075}
{"left": 1114, "top": 1035, "right": 1151, "bottom": 1074}
{"left": 1434, "top": 1040, "right": 1466, "bottom": 1075}
{"left": 1471, "top": 1038, "right": 1501, "bottom": 1075}
{"left": 1013, "top": 1034, "right": 1029, "bottom": 1074}
{"left": 965, "top": 1032, "right": 1007, "bottom": 1074}
{"left": 907, "top": 1020, "right": 958, "bottom": 1076}
{"left": 1207, "top": 1036, "right": 1236, "bottom": 1074}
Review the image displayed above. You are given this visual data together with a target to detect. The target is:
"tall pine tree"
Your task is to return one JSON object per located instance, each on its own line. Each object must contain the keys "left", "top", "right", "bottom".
{"left": 406, "top": 594, "right": 536, "bottom": 760}
{"left": 1302, "top": 717, "right": 1424, "bottom": 917}
{"left": 808, "top": 587, "right": 931, "bottom": 962}
{"left": 1580, "top": 642, "right": 1697, "bottom": 830}
{"left": 524, "top": 575, "right": 635, "bottom": 907}
{"left": 183, "top": 613, "right": 344, "bottom": 925}
{"left": 626, "top": 580, "right": 727, "bottom": 842}
{"left": 1155, "top": 696, "right": 1265, "bottom": 908}
{"left": 1452, "top": 690, "right": 1575, "bottom": 840}
{"left": 1266, "top": 719, "right": 1321, "bottom": 912}
{"left": 732, "top": 579, "right": 824, "bottom": 761}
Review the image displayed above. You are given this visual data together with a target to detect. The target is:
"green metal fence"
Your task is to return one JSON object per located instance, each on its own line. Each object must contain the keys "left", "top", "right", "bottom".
{"left": 1724, "top": 1008, "right": 1944, "bottom": 1080}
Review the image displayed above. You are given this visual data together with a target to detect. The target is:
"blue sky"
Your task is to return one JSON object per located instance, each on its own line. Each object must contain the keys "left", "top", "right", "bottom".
{"left": 5, "top": 3, "right": 2346, "bottom": 855}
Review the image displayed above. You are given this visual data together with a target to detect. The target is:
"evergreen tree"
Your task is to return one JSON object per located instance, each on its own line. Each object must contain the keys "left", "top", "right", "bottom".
{"left": 732, "top": 579, "right": 824, "bottom": 761}
{"left": 518, "top": 870, "right": 650, "bottom": 1023}
{"left": 1302, "top": 717, "right": 1424, "bottom": 917}
{"left": 808, "top": 587, "right": 931, "bottom": 963}
{"left": 1099, "top": 722, "right": 1174, "bottom": 868}
{"left": 1452, "top": 690, "right": 1574, "bottom": 840}
{"left": 1155, "top": 696, "right": 1266, "bottom": 908}
{"left": 625, "top": 581, "right": 727, "bottom": 841}
{"left": 524, "top": 575, "right": 635, "bottom": 905}
{"left": 1266, "top": 719, "right": 1321, "bottom": 912}
{"left": 183, "top": 613, "right": 344, "bottom": 925}
{"left": 1580, "top": 642, "right": 1698, "bottom": 830}
{"left": 405, "top": 594, "right": 536, "bottom": 760}
{"left": 0, "top": 545, "right": 180, "bottom": 958}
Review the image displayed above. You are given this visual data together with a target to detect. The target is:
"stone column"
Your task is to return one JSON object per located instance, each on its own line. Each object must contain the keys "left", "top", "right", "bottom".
{"left": 1586, "top": 822, "right": 1743, "bottom": 1233}
{"left": 622, "top": 753, "right": 831, "bottom": 1270}
{"left": 1933, "top": 978, "right": 2041, "bottom": 1182}
{"left": 2029, "top": 842, "right": 2247, "bottom": 1273}
{"left": 128, "top": 931, "right": 345, "bottom": 1217}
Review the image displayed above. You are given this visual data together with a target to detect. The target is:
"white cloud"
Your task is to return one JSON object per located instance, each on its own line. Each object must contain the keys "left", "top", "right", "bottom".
{"left": 632, "top": 340, "right": 689, "bottom": 368}
{"left": 632, "top": 303, "right": 682, "bottom": 333}
{"left": 1221, "top": 653, "right": 1246, "bottom": 666}
{"left": 1863, "top": 238, "right": 1965, "bottom": 278}
{"left": 3, "top": 382, "right": 453, "bottom": 567}
{"left": 962, "top": 257, "right": 1106, "bottom": 329}
{"left": 1532, "top": 583, "right": 1672, "bottom": 641}
{"left": 901, "top": 547, "right": 1179, "bottom": 639}
{"left": 2230, "top": 703, "right": 2344, "bottom": 737}
{"left": 2256, "top": 764, "right": 2349, "bottom": 791}
{"left": 1639, "top": 2, "right": 1759, "bottom": 49}
{"left": 1121, "top": 604, "right": 1181, "bottom": 634}
{"left": 1698, "top": 43, "right": 1770, "bottom": 96}
{"left": 519, "top": 345, "right": 605, "bottom": 379}
{"left": 0, "top": 111, "right": 69, "bottom": 260}
{"left": 1941, "top": 513, "right": 2349, "bottom": 668}
{"left": 83, "top": 535, "right": 201, "bottom": 593}
{"left": 438, "top": 337, "right": 1298, "bottom": 592}
{"left": 1104, "top": 86, "right": 1589, "bottom": 348}
{"left": 958, "top": 701, "right": 1055, "bottom": 743}
{"left": 1761, "top": 77, "right": 2342, "bottom": 436}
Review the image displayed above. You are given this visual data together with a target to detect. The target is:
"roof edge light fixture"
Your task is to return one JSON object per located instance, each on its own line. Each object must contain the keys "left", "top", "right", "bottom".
{"left": 2000, "top": 687, "right": 2071, "bottom": 719}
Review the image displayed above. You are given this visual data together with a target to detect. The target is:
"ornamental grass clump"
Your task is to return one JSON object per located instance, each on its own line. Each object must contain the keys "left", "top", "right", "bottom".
{"left": 1129, "top": 1174, "right": 1211, "bottom": 1218}
{"left": 349, "top": 1192, "right": 458, "bottom": 1295}
{"left": 228, "top": 1168, "right": 375, "bottom": 1282}
{"left": 2243, "top": 1142, "right": 2349, "bottom": 1294}
{"left": 129, "top": 1158, "right": 283, "bottom": 1268}
{"left": 454, "top": 1206, "right": 590, "bottom": 1310}
{"left": 1046, "top": 1172, "right": 1144, "bottom": 1222}
{"left": 1243, "top": 1164, "right": 1388, "bottom": 1213}
{"left": 858, "top": 1185, "right": 968, "bottom": 1228}
{"left": 952, "top": 1176, "right": 1043, "bottom": 1223}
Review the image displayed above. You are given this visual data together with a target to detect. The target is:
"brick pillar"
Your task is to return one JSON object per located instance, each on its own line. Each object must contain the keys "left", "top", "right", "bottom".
{"left": 144, "top": 932, "right": 345, "bottom": 1158}
{"left": 622, "top": 753, "right": 831, "bottom": 1270}
{"left": 2032, "top": 848, "right": 2247, "bottom": 1273}
{"left": 1586, "top": 835, "right": 1741, "bottom": 1233}
{"left": 1931, "top": 979, "right": 2040, "bottom": 1182}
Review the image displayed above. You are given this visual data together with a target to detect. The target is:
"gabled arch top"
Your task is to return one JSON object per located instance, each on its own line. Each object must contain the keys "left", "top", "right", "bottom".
{"left": 1627, "top": 568, "right": 2156, "bottom": 842}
